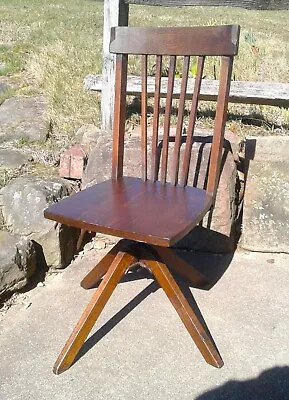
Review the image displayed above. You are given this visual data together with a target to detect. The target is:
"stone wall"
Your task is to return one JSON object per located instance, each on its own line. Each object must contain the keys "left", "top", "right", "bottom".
{"left": 0, "top": 177, "right": 80, "bottom": 300}
{"left": 1, "top": 109, "right": 288, "bottom": 301}
{"left": 241, "top": 136, "right": 289, "bottom": 253}
{"left": 0, "top": 92, "right": 81, "bottom": 300}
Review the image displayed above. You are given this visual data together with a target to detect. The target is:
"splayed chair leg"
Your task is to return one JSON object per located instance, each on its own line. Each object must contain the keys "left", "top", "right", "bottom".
{"left": 53, "top": 250, "right": 137, "bottom": 375}
{"left": 141, "top": 246, "right": 223, "bottom": 369}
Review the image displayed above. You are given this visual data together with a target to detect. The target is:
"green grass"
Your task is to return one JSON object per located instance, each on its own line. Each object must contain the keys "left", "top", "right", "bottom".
{"left": 0, "top": 0, "right": 103, "bottom": 137}
{"left": 0, "top": 0, "right": 289, "bottom": 139}
{"left": 129, "top": 5, "right": 289, "bottom": 84}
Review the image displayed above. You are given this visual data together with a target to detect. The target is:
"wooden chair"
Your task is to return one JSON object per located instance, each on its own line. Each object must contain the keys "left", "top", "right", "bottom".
{"left": 44, "top": 25, "right": 240, "bottom": 375}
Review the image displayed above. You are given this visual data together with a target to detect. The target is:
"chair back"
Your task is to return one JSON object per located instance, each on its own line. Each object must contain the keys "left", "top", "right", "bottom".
{"left": 110, "top": 25, "right": 240, "bottom": 198}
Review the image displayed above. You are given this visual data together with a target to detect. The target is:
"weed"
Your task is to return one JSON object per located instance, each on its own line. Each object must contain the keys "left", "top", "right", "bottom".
{"left": 0, "top": 168, "right": 19, "bottom": 189}
{"left": 244, "top": 30, "right": 257, "bottom": 46}
{"left": 0, "top": 87, "right": 16, "bottom": 106}
{"left": 15, "top": 137, "right": 30, "bottom": 148}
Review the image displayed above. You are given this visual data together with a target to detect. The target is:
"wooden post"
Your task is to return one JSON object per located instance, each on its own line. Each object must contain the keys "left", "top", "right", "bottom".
{"left": 101, "top": 0, "right": 129, "bottom": 132}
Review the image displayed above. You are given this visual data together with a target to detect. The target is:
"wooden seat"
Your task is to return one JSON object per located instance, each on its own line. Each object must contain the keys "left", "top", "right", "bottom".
{"left": 45, "top": 177, "right": 213, "bottom": 247}
{"left": 44, "top": 25, "right": 240, "bottom": 374}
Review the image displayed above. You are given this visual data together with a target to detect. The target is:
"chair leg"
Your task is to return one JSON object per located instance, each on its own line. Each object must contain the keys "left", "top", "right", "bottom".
{"left": 53, "top": 250, "right": 137, "bottom": 375}
{"left": 140, "top": 247, "right": 223, "bottom": 369}
{"left": 76, "top": 229, "right": 87, "bottom": 251}
{"left": 81, "top": 239, "right": 128, "bottom": 289}
{"left": 152, "top": 245, "right": 209, "bottom": 288}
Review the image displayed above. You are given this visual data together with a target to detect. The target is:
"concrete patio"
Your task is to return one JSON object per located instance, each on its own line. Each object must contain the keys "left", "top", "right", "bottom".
{"left": 0, "top": 247, "right": 288, "bottom": 400}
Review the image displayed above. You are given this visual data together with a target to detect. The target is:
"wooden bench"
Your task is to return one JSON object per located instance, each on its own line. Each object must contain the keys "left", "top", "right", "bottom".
{"left": 97, "top": 0, "right": 289, "bottom": 132}
{"left": 85, "top": 74, "right": 289, "bottom": 108}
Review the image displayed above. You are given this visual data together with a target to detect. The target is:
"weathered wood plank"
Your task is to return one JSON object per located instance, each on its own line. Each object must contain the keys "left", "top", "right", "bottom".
{"left": 101, "top": 0, "right": 129, "bottom": 132}
{"left": 85, "top": 74, "right": 289, "bottom": 108}
{"left": 125, "top": 0, "right": 289, "bottom": 10}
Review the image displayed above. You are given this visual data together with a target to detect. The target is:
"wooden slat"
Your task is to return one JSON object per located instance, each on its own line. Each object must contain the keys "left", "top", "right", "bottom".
{"left": 180, "top": 56, "right": 205, "bottom": 187}
{"left": 171, "top": 55, "right": 190, "bottom": 186}
{"left": 151, "top": 55, "right": 162, "bottom": 181}
{"left": 110, "top": 26, "right": 240, "bottom": 56}
{"left": 141, "top": 55, "right": 148, "bottom": 181}
{"left": 124, "top": 0, "right": 289, "bottom": 10}
{"left": 85, "top": 75, "right": 289, "bottom": 108}
{"left": 111, "top": 54, "right": 128, "bottom": 180}
{"left": 160, "top": 56, "right": 176, "bottom": 184}
{"left": 207, "top": 56, "right": 233, "bottom": 198}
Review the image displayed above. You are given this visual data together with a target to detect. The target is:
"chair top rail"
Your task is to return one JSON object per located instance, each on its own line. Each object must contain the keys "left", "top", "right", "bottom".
{"left": 110, "top": 25, "right": 240, "bottom": 56}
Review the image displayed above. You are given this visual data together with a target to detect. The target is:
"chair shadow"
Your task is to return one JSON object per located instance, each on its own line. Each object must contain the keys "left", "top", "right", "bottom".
{"left": 73, "top": 277, "right": 158, "bottom": 365}
{"left": 73, "top": 249, "right": 232, "bottom": 366}
{"left": 195, "top": 366, "right": 289, "bottom": 400}
{"left": 173, "top": 248, "right": 234, "bottom": 289}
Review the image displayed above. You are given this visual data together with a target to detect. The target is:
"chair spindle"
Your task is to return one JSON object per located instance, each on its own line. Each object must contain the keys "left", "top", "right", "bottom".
{"left": 160, "top": 56, "right": 176, "bottom": 184}
{"left": 179, "top": 56, "right": 205, "bottom": 187}
{"left": 171, "top": 55, "right": 190, "bottom": 186}
{"left": 141, "top": 55, "right": 148, "bottom": 181}
{"left": 151, "top": 55, "right": 162, "bottom": 181}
